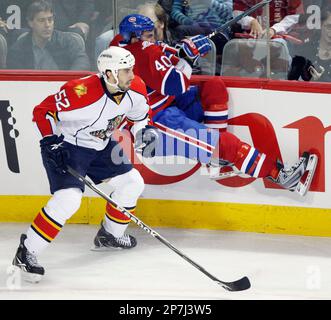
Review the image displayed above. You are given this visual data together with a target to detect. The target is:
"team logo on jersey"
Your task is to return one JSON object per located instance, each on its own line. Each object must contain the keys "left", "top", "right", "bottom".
{"left": 113, "top": 94, "right": 123, "bottom": 105}
{"left": 90, "top": 114, "right": 124, "bottom": 140}
{"left": 74, "top": 84, "right": 87, "bottom": 98}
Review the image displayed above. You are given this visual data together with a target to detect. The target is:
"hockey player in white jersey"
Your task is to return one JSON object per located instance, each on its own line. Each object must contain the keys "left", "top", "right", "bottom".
{"left": 12, "top": 46, "right": 159, "bottom": 283}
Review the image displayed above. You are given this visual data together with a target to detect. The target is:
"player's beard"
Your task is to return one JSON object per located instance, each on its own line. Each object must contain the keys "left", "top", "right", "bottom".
{"left": 118, "top": 80, "right": 132, "bottom": 92}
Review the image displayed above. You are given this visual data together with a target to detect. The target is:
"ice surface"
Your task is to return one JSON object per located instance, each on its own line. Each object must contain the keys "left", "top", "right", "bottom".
{"left": 1, "top": 223, "right": 331, "bottom": 300}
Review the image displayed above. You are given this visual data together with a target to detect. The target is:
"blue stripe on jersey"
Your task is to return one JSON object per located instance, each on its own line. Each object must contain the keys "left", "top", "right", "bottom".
{"left": 163, "top": 68, "right": 185, "bottom": 96}
{"left": 204, "top": 115, "right": 228, "bottom": 121}
{"left": 245, "top": 149, "right": 259, "bottom": 174}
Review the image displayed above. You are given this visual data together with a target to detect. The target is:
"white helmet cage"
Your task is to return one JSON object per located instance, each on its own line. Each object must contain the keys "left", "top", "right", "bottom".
{"left": 97, "top": 46, "right": 135, "bottom": 90}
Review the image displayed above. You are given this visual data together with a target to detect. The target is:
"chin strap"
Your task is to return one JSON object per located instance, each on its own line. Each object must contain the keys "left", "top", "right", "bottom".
{"left": 103, "top": 70, "right": 125, "bottom": 92}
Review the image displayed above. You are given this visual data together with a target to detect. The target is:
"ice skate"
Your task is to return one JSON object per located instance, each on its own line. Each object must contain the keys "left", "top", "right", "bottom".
{"left": 269, "top": 152, "right": 318, "bottom": 196}
{"left": 12, "top": 234, "right": 44, "bottom": 283}
{"left": 92, "top": 222, "right": 137, "bottom": 251}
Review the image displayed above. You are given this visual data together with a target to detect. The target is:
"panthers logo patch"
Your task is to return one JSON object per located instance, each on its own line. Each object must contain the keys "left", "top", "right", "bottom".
{"left": 90, "top": 114, "right": 124, "bottom": 140}
{"left": 74, "top": 84, "right": 87, "bottom": 98}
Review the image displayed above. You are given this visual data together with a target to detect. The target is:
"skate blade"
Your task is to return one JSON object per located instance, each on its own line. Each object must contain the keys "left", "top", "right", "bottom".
{"left": 11, "top": 265, "right": 43, "bottom": 283}
{"left": 90, "top": 245, "right": 122, "bottom": 252}
{"left": 22, "top": 272, "right": 43, "bottom": 283}
{"left": 208, "top": 166, "right": 241, "bottom": 180}
{"left": 209, "top": 170, "right": 240, "bottom": 180}
{"left": 295, "top": 154, "right": 318, "bottom": 196}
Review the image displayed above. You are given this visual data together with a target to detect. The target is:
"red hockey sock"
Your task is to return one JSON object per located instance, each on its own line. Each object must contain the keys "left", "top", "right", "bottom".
{"left": 200, "top": 78, "right": 229, "bottom": 132}
{"left": 25, "top": 207, "right": 63, "bottom": 255}
{"left": 214, "top": 132, "right": 277, "bottom": 178}
{"left": 103, "top": 202, "right": 134, "bottom": 237}
{"left": 105, "top": 201, "right": 132, "bottom": 224}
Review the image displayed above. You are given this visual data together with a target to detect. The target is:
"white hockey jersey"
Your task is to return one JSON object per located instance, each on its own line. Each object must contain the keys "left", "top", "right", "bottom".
{"left": 33, "top": 74, "right": 150, "bottom": 151}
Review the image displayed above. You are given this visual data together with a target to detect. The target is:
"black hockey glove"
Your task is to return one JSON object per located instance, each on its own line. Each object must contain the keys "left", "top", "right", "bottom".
{"left": 134, "top": 125, "right": 159, "bottom": 158}
{"left": 40, "top": 134, "right": 70, "bottom": 174}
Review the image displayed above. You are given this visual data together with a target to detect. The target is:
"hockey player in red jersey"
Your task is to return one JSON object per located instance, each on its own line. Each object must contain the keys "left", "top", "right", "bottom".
{"left": 12, "top": 46, "right": 159, "bottom": 282}
{"left": 111, "top": 14, "right": 318, "bottom": 196}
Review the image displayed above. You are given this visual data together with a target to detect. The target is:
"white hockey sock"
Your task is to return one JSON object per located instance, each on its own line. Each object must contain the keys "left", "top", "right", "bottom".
{"left": 24, "top": 207, "right": 64, "bottom": 256}
{"left": 25, "top": 226, "right": 50, "bottom": 256}
{"left": 103, "top": 218, "right": 129, "bottom": 238}
{"left": 24, "top": 188, "right": 82, "bottom": 256}
{"left": 102, "top": 169, "right": 144, "bottom": 238}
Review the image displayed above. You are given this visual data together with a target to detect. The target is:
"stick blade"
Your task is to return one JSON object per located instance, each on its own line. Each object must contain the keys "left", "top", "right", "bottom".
{"left": 218, "top": 276, "right": 251, "bottom": 292}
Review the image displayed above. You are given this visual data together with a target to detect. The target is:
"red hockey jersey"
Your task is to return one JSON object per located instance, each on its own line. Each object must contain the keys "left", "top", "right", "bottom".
{"left": 234, "top": 0, "right": 303, "bottom": 34}
{"left": 234, "top": 0, "right": 303, "bottom": 24}
{"left": 110, "top": 35, "right": 190, "bottom": 115}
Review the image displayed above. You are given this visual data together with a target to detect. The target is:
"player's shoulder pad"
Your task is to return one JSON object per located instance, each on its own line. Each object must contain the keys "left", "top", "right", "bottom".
{"left": 129, "top": 75, "right": 148, "bottom": 99}
{"left": 61, "top": 74, "right": 104, "bottom": 104}
{"left": 109, "top": 34, "right": 123, "bottom": 47}
{"left": 129, "top": 40, "right": 161, "bottom": 53}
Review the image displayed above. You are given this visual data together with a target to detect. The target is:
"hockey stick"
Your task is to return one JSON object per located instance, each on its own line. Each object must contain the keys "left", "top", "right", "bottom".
{"left": 67, "top": 165, "right": 251, "bottom": 292}
{"left": 234, "top": 32, "right": 303, "bottom": 44}
{"left": 208, "top": 0, "right": 272, "bottom": 38}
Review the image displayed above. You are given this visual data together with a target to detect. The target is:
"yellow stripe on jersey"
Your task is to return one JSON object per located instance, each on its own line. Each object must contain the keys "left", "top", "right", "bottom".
{"left": 47, "top": 111, "right": 58, "bottom": 121}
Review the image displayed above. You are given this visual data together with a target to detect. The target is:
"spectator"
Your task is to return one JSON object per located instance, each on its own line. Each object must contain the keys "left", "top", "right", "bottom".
{"left": 233, "top": 0, "right": 303, "bottom": 39}
{"left": 0, "top": 18, "right": 7, "bottom": 68}
{"left": 222, "top": 0, "right": 304, "bottom": 78}
{"left": 7, "top": 0, "right": 90, "bottom": 70}
{"left": 0, "top": 0, "right": 32, "bottom": 38}
{"left": 297, "top": 0, "right": 324, "bottom": 27}
{"left": 288, "top": 5, "right": 331, "bottom": 82}
{"left": 221, "top": 38, "right": 290, "bottom": 78}
{"left": 171, "top": 0, "right": 233, "bottom": 34}
{"left": 291, "top": 0, "right": 328, "bottom": 48}
{"left": 0, "top": 0, "right": 33, "bottom": 68}
{"left": 170, "top": 0, "right": 233, "bottom": 38}
{"left": 157, "top": 0, "right": 181, "bottom": 31}
{"left": 138, "top": 2, "right": 174, "bottom": 44}
{"left": 52, "top": 0, "right": 95, "bottom": 41}
{"left": 170, "top": 0, "right": 233, "bottom": 73}
{"left": 94, "top": 0, "right": 114, "bottom": 62}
